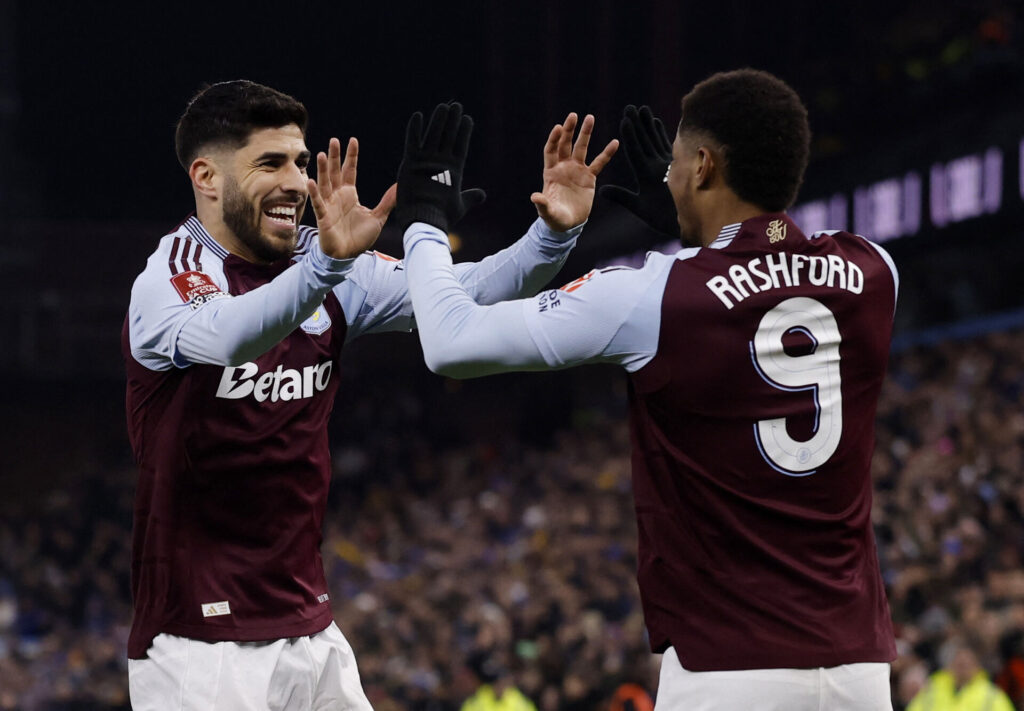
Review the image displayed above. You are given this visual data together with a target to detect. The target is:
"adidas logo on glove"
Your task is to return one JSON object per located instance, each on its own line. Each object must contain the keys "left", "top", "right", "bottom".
{"left": 430, "top": 170, "right": 452, "bottom": 186}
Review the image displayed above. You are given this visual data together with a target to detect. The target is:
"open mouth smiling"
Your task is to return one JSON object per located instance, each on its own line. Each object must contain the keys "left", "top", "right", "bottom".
{"left": 263, "top": 204, "right": 298, "bottom": 227}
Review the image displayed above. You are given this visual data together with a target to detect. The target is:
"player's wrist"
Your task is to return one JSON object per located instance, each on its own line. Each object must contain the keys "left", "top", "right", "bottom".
{"left": 307, "top": 241, "right": 357, "bottom": 282}
{"left": 394, "top": 202, "right": 450, "bottom": 235}
{"left": 403, "top": 221, "right": 451, "bottom": 256}
{"left": 537, "top": 215, "right": 586, "bottom": 241}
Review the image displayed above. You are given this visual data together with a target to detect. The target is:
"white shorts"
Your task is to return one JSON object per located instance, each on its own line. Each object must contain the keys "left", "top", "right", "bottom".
{"left": 655, "top": 647, "right": 892, "bottom": 711}
{"left": 128, "top": 622, "right": 372, "bottom": 711}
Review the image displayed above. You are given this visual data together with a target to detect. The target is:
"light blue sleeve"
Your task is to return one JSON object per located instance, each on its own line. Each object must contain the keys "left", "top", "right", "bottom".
{"left": 127, "top": 241, "right": 354, "bottom": 371}
{"left": 403, "top": 222, "right": 680, "bottom": 379}
{"left": 336, "top": 217, "right": 584, "bottom": 342}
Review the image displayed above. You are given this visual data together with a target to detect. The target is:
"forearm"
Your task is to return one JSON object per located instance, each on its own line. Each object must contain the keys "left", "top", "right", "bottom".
{"left": 175, "top": 244, "right": 354, "bottom": 366}
{"left": 452, "top": 217, "right": 584, "bottom": 304}
{"left": 404, "top": 225, "right": 547, "bottom": 378}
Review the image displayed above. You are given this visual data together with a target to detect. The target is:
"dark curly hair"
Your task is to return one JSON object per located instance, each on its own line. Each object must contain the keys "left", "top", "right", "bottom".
{"left": 174, "top": 80, "right": 308, "bottom": 171}
{"left": 678, "top": 69, "right": 810, "bottom": 211}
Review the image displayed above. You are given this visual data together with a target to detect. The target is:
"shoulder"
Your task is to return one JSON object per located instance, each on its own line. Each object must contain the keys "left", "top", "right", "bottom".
{"left": 808, "top": 229, "right": 895, "bottom": 264}
{"left": 566, "top": 249, "right": 687, "bottom": 292}
{"left": 131, "top": 224, "right": 228, "bottom": 311}
{"left": 807, "top": 229, "right": 899, "bottom": 285}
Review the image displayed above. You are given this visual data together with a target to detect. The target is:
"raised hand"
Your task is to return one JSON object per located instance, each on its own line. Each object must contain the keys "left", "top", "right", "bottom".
{"left": 394, "top": 101, "right": 487, "bottom": 234}
{"left": 307, "top": 137, "right": 397, "bottom": 260}
{"left": 531, "top": 113, "right": 619, "bottom": 233}
{"left": 598, "top": 105, "right": 680, "bottom": 238}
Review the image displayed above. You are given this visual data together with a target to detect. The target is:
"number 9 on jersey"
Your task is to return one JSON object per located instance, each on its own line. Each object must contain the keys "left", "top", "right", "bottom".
{"left": 749, "top": 297, "right": 842, "bottom": 476}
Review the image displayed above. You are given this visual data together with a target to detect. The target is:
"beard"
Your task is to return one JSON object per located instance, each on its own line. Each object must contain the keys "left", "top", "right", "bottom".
{"left": 222, "top": 177, "right": 298, "bottom": 263}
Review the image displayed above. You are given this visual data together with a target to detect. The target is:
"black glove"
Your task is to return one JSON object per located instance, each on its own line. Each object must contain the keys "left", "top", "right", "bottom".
{"left": 598, "top": 105, "right": 680, "bottom": 238}
{"left": 394, "top": 101, "right": 486, "bottom": 233}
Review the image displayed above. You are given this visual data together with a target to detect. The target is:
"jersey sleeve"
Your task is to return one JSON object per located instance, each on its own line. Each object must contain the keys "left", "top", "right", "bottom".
{"left": 862, "top": 238, "right": 900, "bottom": 317}
{"left": 127, "top": 239, "right": 354, "bottom": 371}
{"left": 337, "top": 217, "right": 584, "bottom": 342}
{"left": 402, "top": 221, "right": 680, "bottom": 378}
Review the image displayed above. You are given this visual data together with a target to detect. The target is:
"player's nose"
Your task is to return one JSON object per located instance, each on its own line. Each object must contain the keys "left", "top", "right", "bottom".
{"left": 280, "top": 162, "right": 308, "bottom": 195}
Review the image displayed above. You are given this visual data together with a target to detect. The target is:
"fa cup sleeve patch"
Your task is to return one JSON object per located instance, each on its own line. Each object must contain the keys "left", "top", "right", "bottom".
{"left": 170, "top": 271, "right": 229, "bottom": 310}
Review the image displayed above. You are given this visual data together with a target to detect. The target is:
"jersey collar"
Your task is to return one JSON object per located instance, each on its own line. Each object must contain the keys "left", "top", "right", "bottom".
{"left": 182, "top": 215, "right": 231, "bottom": 260}
{"left": 711, "top": 213, "right": 804, "bottom": 250}
{"left": 709, "top": 223, "right": 742, "bottom": 249}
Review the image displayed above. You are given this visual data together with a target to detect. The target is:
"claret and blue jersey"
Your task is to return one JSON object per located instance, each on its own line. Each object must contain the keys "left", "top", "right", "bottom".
{"left": 122, "top": 215, "right": 583, "bottom": 659}
{"left": 403, "top": 211, "right": 900, "bottom": 671}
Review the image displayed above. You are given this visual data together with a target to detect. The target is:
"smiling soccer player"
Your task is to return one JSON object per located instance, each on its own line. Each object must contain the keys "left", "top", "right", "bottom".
{"left": 123, "top": 82, "right": 595, "bottom": 709}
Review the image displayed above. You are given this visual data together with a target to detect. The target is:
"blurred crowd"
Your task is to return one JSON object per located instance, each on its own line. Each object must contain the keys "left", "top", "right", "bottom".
{"left": 2, "top": 326, "right": 1024, "bottom": 709}
{"left": 876, "top": 330, "right": 1024, "bottom": 708}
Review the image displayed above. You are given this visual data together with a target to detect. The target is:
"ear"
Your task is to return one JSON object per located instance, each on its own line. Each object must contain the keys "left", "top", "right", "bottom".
{"left": 189, "top": 156, "right": 220, "bottom": 200}
{"left": 694, "top": 146, "right": 716, "bottom": 190}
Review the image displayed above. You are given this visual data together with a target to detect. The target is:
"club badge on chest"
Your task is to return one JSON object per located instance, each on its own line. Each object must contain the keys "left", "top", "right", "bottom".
{"left": 300, "top": 304, "right": 332, "bottom": 335}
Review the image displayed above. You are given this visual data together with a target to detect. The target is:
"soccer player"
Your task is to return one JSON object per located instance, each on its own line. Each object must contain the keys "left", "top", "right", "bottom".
{"left": 400, "top": 69, "right": 899, "bottom": 710}
{"left": 122, "top": 81, "right": 603, "bottom": 709}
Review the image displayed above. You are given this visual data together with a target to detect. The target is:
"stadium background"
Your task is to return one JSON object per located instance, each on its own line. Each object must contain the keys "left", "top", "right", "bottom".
{"left": 2, "top": 1, "right": 1024, "bottom": 708}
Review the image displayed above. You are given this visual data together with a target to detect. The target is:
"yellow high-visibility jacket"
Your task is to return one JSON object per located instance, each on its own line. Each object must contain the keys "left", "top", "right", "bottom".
{"left": 907, "top": 670, "right": 1015, "bottom": 711}
{"left": 460, "top": 684, "right": 537, "bottom": 711}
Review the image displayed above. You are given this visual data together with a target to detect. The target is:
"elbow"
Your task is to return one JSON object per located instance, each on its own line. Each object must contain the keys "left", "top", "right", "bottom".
{"left": 423, "top": 345, "right": 472, "bottom": 379}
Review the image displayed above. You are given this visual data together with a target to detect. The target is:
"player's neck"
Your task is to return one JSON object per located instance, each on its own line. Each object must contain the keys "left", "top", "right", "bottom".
{"left": 698, "top": 197, "right": 770, "bottom": 247}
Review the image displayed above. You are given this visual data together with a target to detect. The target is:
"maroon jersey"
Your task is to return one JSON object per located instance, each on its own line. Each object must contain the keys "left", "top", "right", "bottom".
{"left": 123, "top": 233, "right": 346, "bottom": 659}
{"left": 628, "top": 213, "right": 897, "bottom": 670}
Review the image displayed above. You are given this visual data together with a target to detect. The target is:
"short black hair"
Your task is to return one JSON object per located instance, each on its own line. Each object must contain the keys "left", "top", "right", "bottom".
{"left": 174, "top": 80, "right": 308, "bottom": 170}
{"left": 678, "top": 69, "right": 810, "bottom": 211}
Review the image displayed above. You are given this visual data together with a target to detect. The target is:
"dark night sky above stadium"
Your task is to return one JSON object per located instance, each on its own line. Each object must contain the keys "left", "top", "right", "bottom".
{"left": 9, "top": 0, "right": 912, "bottom": 225}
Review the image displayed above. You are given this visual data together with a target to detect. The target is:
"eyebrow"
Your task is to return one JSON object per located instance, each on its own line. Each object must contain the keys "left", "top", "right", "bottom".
{"left": 255, "top": 150, "right": 312, "bottom": 163}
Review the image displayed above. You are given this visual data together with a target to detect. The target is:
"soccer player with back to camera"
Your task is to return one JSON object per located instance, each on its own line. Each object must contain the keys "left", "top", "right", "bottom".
{"left": 399, "top": 69, "right": 899, "bottom": 710}
{"left": 123, "top": 80, "right": 607, "bottom": 709}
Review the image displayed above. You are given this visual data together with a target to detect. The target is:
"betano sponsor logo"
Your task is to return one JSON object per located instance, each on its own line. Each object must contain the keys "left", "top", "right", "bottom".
{"left": 216, "top": 360, "right": 333, "bottom": 402}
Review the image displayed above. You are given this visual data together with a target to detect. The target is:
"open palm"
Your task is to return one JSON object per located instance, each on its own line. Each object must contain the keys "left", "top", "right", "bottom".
{"left": 307, "top": 137, "right": 396, "bottom": 260}
{"left": 531, "top": 113, "right": 618, "bottom": 232}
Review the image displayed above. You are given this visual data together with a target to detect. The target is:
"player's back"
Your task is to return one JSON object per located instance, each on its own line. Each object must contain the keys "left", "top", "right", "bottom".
{"left": 628, "top": 212, "right": 898, "bottom": 671}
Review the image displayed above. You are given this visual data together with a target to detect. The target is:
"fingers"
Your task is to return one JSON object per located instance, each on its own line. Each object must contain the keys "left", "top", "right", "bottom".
{"left": 316, "top": 150, "right": 332, "bottom": 200}
{"left": 653, "top": 115, "right": 673, "bottom": 155}
{"left": 617, "top": 119, "right": 639, "bottom": 172}
{"left": 454, "top": 114, "right": 474, "bottom": 163}
{"left": 530, "top": 191, "right": 550, "bottom": 213}
{"left": 546, "top": 111, "right": 615, "bottom": 171}
{"left": 530, "top": 192, "right": 553, "bottom": 224}
{"left": 588, "top": 138, "right": 619, "bottom": 176}
{"left": 542, "top": 123, "right": 562, "bottom": 169}
{"left": 631, "top": 107, "right": 657, "bottom": 159}
{"left": 556, "top": 112, "right": 577, "bottom": 162}
{"left": 372, "top": 183, "right": 398, "bottom": 218}
{"left": 571, "top": 114, "right": 595, "bottom": 163}
{"left": 336, "top": 137, "right": 355, "bottom": 188}
{"left": 639, "top": 106, "right": 672, "bottom": 158}
{"left": 423, "top": 103, "right": 450, "bottom": 151}
{"left": 306, "top": 178, "right": 326, "bottom": 218}
{"left": 440, "top": 101, "right": 463, "bottom": 152}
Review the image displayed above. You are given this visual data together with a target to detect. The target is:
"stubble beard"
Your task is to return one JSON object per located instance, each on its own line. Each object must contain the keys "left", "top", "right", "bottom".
{"left": 222, "top": 177, "right": 298, "bottom": 263}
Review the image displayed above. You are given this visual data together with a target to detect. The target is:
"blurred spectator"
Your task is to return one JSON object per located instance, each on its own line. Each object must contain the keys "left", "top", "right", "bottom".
{"left": 608, "top": 681, "right": 655, "bottom": 711}
{"left": 6, "top": 323, "right": 1024, "bottom": 708}
{"left": 907, "top": 639, "right": 1014, "bottom": 710}
{"left": 460, "top": 677, "right": 537, "bottom": 711}
{"left": 995, "top": 631, "right": 1024, "bottom": 708}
